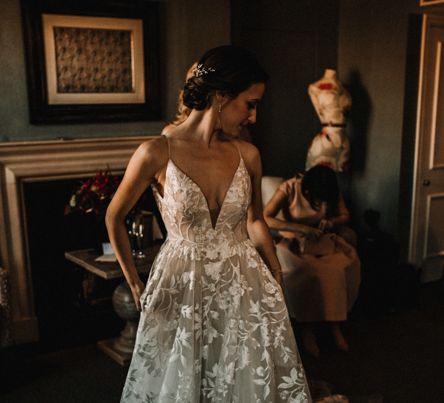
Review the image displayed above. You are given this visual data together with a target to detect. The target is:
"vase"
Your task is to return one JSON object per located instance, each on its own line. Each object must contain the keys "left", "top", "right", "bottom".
{"left": 112, "top": 281, "right": 140, "bottom": 355}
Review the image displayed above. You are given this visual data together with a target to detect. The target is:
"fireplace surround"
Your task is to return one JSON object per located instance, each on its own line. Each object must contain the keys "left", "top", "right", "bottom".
{"left": 0, "top": 136, "right": 150, "bottom": 344}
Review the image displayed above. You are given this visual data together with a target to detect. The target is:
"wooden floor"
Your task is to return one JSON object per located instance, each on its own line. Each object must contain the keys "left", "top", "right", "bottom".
{"left": 1, "top": 281, "right": 443, "bottom": 403}
{"left": 302, "top": 280, "right": 444, "bottom": 402}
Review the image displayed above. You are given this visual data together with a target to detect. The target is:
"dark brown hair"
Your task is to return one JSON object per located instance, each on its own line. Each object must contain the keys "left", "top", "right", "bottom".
{"left": 301, "top": 165, "right": 340, "bottom": 215}
{"left": 182, "top": 45, "right": 268, "bottom": 110}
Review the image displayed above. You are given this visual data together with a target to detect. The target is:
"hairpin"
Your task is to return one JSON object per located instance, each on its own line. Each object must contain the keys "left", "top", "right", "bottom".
{"left": 192, "top": 64, "right": 216, "bottom": 78}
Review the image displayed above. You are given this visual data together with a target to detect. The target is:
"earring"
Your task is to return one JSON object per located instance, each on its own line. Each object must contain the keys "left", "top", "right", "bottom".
{"left": 217, "top": 103, "right": 222, "bottom": 131}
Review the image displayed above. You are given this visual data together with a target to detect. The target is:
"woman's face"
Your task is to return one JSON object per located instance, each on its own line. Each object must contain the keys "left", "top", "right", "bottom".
{"left": 220, "top": 82, "right": 265, "bottom": 136}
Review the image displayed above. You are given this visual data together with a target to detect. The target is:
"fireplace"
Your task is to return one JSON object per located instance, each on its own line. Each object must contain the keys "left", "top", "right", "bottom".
{"left": 24, "top": 178, "right": 118, "bottom": 349}
{"left": 0, "top": 136, "right": 151, "bottom": 344}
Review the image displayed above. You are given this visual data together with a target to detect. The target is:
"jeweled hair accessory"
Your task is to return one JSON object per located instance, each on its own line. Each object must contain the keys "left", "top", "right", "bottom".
{"left": 192, "top": 64, "right": 216, "bottom": 78}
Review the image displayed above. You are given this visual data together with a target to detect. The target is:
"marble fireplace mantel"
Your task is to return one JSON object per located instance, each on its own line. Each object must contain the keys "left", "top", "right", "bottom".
{"left": 0, "top": 136, "right": 152, "bottom": 344}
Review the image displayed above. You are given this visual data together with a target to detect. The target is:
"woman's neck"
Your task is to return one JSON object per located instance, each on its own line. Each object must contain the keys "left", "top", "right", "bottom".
{"left": 180, "top": 107, "right": 220, "bottom": 147}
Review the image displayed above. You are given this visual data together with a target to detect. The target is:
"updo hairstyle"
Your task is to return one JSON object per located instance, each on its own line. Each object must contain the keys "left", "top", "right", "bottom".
{"left": 170, "top": 62, "right": 197, "bottom": 126}
{"left": 182, "top": 45, "right": 268, "bottom": 111}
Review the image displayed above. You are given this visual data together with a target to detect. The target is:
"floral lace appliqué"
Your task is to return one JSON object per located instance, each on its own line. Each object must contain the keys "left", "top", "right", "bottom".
{"left": 121, "top": 156, "right": 311, "bottom": 402}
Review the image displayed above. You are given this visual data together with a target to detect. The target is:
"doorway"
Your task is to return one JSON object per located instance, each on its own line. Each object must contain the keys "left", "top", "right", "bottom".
{"left": 410, "top": 13, "right": 444, "bottom": 282}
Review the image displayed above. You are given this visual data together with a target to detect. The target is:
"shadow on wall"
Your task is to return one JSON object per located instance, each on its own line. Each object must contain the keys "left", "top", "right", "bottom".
{"left": 345, "top": 70, "right": 372, "bottom": 174}
{"left": 354, "top": 209, "right": 421, "bottom": 317}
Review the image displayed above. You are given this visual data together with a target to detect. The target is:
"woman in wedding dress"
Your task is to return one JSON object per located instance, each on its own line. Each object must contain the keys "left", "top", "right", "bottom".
{"left": 106, "top": 45, "right": 311, "bottom": 402}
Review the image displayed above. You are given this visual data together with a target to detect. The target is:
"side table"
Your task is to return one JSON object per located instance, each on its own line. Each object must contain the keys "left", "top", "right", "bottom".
{"left": 65, "top": 244, "right": 161, "bottom": 365}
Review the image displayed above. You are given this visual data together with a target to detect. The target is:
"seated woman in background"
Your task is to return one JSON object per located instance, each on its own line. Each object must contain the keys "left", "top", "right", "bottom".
{"left": 264, "top": 165, "right": 360, "bottom": 357}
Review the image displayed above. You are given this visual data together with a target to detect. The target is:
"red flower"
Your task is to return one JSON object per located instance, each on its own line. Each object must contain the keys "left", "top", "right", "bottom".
{"left": 65, "top": 170, "right": 121, "bottom": 217}
{"left": 318, "top": 83, "right": 333, "bottom": 90}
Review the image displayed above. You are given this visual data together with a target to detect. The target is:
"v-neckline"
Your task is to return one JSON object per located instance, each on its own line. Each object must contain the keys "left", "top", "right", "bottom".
{"left": 167, "top": 157, "right": 243, "bottom": 231}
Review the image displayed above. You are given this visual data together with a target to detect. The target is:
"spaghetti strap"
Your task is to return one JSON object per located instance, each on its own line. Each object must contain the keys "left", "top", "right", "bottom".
{"left": 162, "top": 134, "right": 171, "bottom": 159}
{"left": 233, "top": 140, "right": 243, "bottom": 160}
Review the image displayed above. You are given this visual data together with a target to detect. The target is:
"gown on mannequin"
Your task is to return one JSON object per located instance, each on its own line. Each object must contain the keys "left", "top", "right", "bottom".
{"left": 306, "top": 69, "right": 352, "bottom": 172}
{"left": 120, "top": 142, "right": 311, "bottom": 402}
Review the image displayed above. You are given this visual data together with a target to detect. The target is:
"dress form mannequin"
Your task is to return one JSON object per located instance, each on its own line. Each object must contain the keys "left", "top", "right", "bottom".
{"left": 308, "top": 69, "right": 351, "bottom": 125}
{"left": 306, "top": 126, "right": 350, "bottom": 172}
{"left": 306, "top": 69, "right": 352, "bottom": 172}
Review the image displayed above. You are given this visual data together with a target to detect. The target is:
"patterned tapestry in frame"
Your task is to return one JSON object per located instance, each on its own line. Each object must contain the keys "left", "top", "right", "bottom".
{"left": 21, "top": 0, "right": 160, "bottom": 124}
{"left": 420, "top": 0, "right": 444, "bottom": 6}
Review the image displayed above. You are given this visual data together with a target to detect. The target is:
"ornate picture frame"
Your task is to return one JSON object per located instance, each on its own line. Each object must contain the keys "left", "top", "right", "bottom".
{"left": 21, "top": 0, "right": 160, "bottom": 124}
{"left": 420, "top": 0, "right": 444, "bottom": 6}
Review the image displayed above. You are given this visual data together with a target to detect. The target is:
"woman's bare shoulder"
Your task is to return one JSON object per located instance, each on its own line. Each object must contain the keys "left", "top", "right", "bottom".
{"left": 281, "top": 176, "right": 301, "bottom": 191}
{"left": 235, "top": 139, "right": 260, "bottom": 161}
{"left": 233, "top": 140, "right": 261, "bottom": 177}
{"left": 134, "top": 136, "right": 169, "bottom": 168}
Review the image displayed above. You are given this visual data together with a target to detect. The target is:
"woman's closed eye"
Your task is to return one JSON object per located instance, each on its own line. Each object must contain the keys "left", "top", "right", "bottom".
{"left": 247, "top": 101, "right": 259, "bottom": 110}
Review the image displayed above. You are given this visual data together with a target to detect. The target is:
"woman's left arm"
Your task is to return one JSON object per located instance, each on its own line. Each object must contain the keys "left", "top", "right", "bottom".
{"left": 242, "top": 143, "right": 283, "bottom": 287}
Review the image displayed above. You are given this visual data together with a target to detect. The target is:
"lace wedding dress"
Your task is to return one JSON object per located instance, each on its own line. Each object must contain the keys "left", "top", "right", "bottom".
{"left": 121, "top": 149, "right": 311, "bottom": 402}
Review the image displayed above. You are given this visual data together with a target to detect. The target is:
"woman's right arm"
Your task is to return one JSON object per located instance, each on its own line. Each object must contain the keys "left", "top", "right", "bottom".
{"left": 105, "top": 138, "right": 168, "bottom": 310}
{"left": 263, "top": 189, "right": 321, "bottom": 238}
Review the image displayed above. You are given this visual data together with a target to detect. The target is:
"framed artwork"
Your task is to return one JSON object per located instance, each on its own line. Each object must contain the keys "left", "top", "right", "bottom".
{"left": 21, "top": 0, "right": 160, "bottom": 124}
{"left": 420, "top": 0, "right": 444, "bottom": 5}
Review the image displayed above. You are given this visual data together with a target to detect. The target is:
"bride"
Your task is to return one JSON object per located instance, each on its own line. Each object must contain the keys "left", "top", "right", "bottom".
{"left": 106, "top": 45, "right": 311, "bottom": 402}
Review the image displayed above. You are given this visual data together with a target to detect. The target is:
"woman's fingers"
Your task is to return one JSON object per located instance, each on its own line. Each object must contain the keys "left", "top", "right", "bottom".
{"left": 130, "top": 281, "right": 144, "bottom": 311}
{"left": 135, "top": 297, "right": 141, "bottom": 311}
{"left": 131, "top": 288, "right": 141, "bottom": 311}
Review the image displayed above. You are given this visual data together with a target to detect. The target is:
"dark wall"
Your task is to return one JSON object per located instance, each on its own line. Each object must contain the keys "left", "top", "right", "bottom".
{"left": 233, "top": 0, "right": 423, "bottom": 243}
{"left": 1, "top": 0, "right": 426, "bottom": 246}
{"left": 338, "top": 0, "right": 421, "bottom": 237}
{"left": 0, "top": 0, "right": 230, "bottom": 141}
{"left": 232, "top": 0, "right": 340, "bottom": 178}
